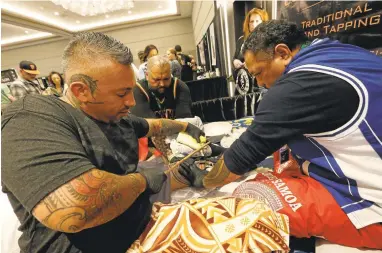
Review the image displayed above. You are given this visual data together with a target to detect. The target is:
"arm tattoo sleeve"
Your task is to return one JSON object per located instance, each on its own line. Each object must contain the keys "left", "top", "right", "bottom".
{"left": 203, "top": 155, "right": 241, "bottom": 189}
{"left": 146, "top": 119, "right": 187, "bottom": 137}
{"left": 32, "top": 169, "right": 146, "bottom": 233}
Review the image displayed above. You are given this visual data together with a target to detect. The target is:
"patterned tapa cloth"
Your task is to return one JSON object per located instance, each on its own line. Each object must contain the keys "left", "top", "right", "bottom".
{"left": 127, "top": 196, "right": 290, "bottom": 253}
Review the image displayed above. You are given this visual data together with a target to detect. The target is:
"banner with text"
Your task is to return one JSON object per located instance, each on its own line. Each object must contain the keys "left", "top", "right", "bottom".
{"left": 277, "top": 1, "right": 382, "bottom": 56}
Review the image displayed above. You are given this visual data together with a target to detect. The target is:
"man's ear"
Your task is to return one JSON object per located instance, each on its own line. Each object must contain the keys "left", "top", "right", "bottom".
{"left": 69, "top": 82, "right": 91, "bottom": 103}
{"left": 274, "top": 44, "right": 294, "bottom": 64}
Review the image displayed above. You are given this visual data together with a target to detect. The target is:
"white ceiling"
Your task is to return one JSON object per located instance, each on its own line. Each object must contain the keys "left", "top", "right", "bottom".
{"left": 1, "top": 0, "right": 193, "bottom": 48}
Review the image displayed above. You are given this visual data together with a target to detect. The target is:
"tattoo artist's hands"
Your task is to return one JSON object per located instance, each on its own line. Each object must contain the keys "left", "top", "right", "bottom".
{"left": 178, "top": 158, "right": 208, "bottom": 188}
{"left": 185, "top": 123, "right": 206, "bottom": 143}
{"left": 138, "top": 168, "right": 167, "bottom": 194}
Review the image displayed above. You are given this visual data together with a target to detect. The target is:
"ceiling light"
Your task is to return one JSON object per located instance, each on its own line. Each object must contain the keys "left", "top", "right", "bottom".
{"left": 1, "top": 32, "right": 53, "bottom": 46}
{"left": 39, "top": 6, "right": 44, "bottom": 10}
{"left": 1, "top": 0, "right": 177, "bottom": 34}
{"left": 76, "top": 20, "right": 80, "bottom": 24}
{"left": 128, "top": 10, "right": 132, "bottom": 14}
{"left": 158, "top": 5, "right": 163, "bottom": 9}
{"left": 51, "top": 0, "right": 134, "bottom": 17}
{"left": 54, "top": 11, "right": 60, "bottom": 16}
{"left": 105, "top": 15, "right": 110, "bottom": 18}
{"left": 24, "top": 31, "right": 29, "bottom": 34}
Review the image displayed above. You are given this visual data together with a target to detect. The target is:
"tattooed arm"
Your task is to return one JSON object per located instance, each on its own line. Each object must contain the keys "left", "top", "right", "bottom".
{"left": 179, "top": 155, "right": 241, "bottom": 189}
{"left": 145, "top": 119, "right": 187, "bottom": 137}
{"left": 145, "top": 118, "right": 205, "bottom": 141}
{"left": 32, "top": 168, "right": 146, "bottom": 233}
{"left": 203, "top": 155, "right": 241, "bottom": 188}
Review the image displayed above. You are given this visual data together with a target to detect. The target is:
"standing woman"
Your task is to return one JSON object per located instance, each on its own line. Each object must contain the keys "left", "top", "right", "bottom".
{"left": 138, "top": 45, "right": 158, "bottom": 81}
{"left": 232, "top": 8, "right": 269, "bottom": 92}
{"left": 43, "top": 71, "right": 65, "bottom": 97}
{"left": 166, "top": 48, "right": 182, "bottom": 79}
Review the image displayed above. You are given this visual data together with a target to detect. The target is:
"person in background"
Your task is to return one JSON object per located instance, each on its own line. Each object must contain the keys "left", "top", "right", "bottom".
{"left": 42, "top": 71, "right": 65, "bottom": 97}
{"left": 137, "top": 50, "right": 145, "bottom": 64}
{"left": 179, "top": 20, "right": 382, "bottom": 249}
{"left": 232, "top": 8, "right": 269, "bottom": 78}
{"left": 189, "top": 55, "right": 198, "bottom": 80}
{"left": 166, "top": 48, "right": 182, "bottom": 79}
{"left": 175, "top": 45, "right": 193, "bottom": 82}
{"left": 9, "top": 60, "right": 42, "bottom": 100}
{"left": 1, "top": 83, "right": 16, "bottom": 111}
{"left": 138, "top": 45, "right": 158, "bottom": 80}
{"left": 131, "top": 55, "right": 192, "bottom": 119}
{"left": 2, "top": 32, "right": 204, "bottom": 253}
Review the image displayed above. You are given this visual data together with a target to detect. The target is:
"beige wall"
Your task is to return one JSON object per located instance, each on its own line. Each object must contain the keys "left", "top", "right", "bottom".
{"left": 1, "top": 17, "right": 195, "bottom": 77}
{"left": 192, "top": 0, "right": 215, "bottom": 45}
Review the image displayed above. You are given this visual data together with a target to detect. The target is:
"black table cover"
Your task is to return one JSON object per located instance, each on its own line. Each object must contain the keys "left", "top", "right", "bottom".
{"left": 186, "top": 76, "right": 229, "bottom": 102}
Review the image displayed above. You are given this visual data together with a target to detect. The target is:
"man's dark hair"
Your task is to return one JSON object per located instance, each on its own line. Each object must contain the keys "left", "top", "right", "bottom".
{"left": 243, "top": 20, "right": 308, "bottom": 56}
{"left": 174, "top": 45, "right": 182, "bottom": 52}
{"left": 143, "top": 44, "right": 158, "bottom": 62}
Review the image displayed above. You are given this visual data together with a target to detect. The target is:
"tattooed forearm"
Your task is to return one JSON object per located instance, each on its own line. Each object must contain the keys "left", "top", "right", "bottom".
{"left": 146, "top": 119, "right": 187, "bottom": 137}
{"left": 166, "top": 167, "right": 191, "bottom": 191}
{"left": 32, "top": 169, "right": 146, "bottom": 233}
{"left": 203, "top": 155, "right": 241, "bottom": 188}
{"left": 151, "top": 135, "right": 172, "bottom": 163}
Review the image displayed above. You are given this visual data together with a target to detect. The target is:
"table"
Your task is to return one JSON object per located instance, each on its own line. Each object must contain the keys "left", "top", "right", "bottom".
{"left": 191, "top": 91, "right": 265, "bottom": 123}
{"left": 186, "top": 76, "right": 229, "bottom": 102}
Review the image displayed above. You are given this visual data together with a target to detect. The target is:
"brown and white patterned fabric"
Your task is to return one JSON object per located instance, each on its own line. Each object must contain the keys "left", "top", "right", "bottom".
{"left": 127, "top": 196, "right": 290, "bottom": 253}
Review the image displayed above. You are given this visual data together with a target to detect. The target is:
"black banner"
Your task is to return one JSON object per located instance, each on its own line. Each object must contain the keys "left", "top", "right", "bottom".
{"left": 277, "top": 1, "right": 382, "bottom": 56}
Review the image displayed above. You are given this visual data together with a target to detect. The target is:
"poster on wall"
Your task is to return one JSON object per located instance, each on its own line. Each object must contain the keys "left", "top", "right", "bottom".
{"left": 209, "top": 23, "right": 217, "bottom": 66}
{"left": 198, "top": 40, "right": 206, "bottom": 66}
{"left": 277, "top": 1, "right": 382, "bottom": 57}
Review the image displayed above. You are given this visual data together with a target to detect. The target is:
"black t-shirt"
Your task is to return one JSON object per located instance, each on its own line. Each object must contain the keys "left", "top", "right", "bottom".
{"left": 179, "top": 53, "right": 193, "bottom": 82}
{"left": 224, "top": 71, "right": 359, "bottom": 174}
{"left": 1, "top": 95, "right": 151, "bottom": 253}
{"left": 131, "top": 78, "right": 192, "bottom": 119}
{"left": 233, "top": 36, "right": 245, "bottom": 63}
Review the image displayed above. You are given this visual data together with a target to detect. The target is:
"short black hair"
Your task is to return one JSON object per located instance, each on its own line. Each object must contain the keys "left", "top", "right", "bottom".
{"left": 174, "top": 45, "right": 182, "bottom": 52}
{"left": 243, "top": 20, "right": 308, "bottom": 56}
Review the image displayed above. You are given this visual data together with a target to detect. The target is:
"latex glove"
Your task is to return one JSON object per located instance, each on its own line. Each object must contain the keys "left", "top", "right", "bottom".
{"left": 169, "top": 155, "right": 184, "bottom": 164}
{"left": 184, "top": 123, "right": 205, "bottom": 143}
{"left": 138, "top": 168, "right": 167, "bottom": 194}
{"left": 178, "top": 158, "right": 208, "bottom": 188}
{"left": 233, "top": 59, "right": 244, "bottom": 69}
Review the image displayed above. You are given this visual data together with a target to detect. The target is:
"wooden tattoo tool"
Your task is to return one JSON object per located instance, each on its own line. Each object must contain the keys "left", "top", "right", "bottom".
{"left": 166, "top": 141, "right": 211, "bottom": 174}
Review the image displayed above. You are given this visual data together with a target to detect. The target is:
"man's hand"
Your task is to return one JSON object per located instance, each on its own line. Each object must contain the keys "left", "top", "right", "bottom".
{"left": 185, "top": 123, "right": 205, "bottom": 143}
{"left": 178, "top": 158, "right": 207, "bottom": 188}
{"left": 138, "top": 168, "right": 167, "bottom": 194}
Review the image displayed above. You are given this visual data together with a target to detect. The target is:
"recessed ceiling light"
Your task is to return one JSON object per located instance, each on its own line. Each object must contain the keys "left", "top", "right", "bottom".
{"left": 24, "top": 31, "right": 29, "bottom": 34}
{"left": 128, "top": 10, "right": 132, "bottom": 14}
{"left": 76, "top": 20, "right": 80, "bottom": 24}
{"left": 105, "top": 14, "right": 110, "bottom": 18}
{"left": 158, "top": 5, "right": 163, "bottom": 9}
{"left": 54, "top": 11, "right": 60, "bottom": 16}
{"left": 39, "top": 6, "right": 44, "bottom": 10}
